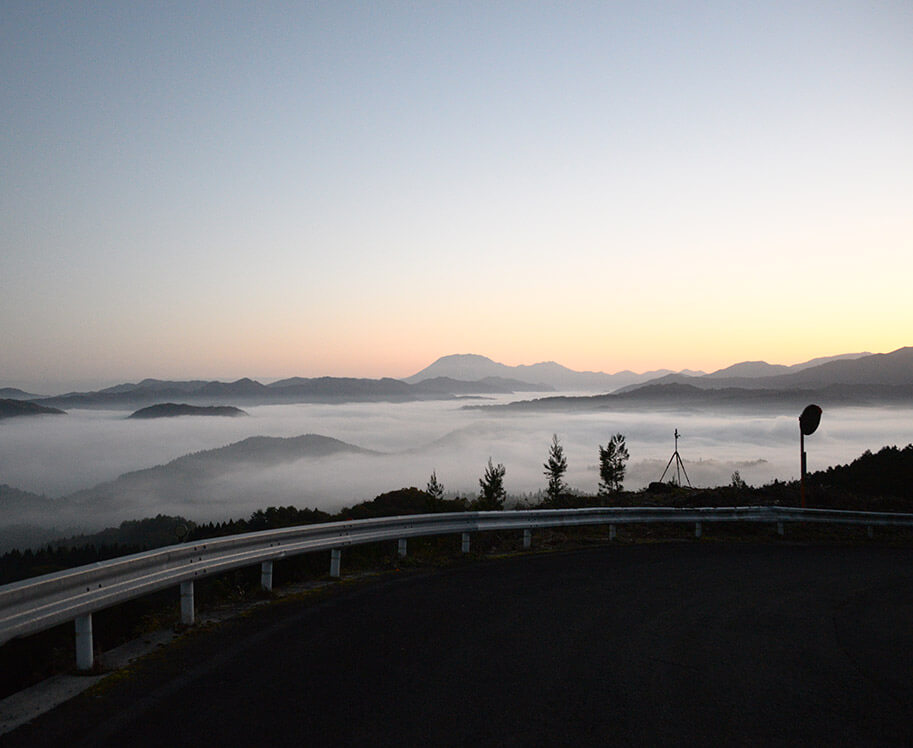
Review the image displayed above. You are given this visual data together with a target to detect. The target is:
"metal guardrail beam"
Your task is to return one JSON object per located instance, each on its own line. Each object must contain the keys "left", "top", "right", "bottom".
{"left": 2, "top": 505, "right": 912, "bottom": 669}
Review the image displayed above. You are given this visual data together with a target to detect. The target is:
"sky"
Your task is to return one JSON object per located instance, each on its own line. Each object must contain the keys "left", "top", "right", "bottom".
{"left": 2, "top": 1, "right": 912, "bottom": 393}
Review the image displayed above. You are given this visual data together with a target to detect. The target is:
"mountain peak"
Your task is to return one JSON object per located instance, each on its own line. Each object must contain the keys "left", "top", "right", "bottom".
{"left": 405, "top": 354, "right": 674, "bottom": 392}
{"left": 433, "top": 353, "right": 498, "bottom": 365}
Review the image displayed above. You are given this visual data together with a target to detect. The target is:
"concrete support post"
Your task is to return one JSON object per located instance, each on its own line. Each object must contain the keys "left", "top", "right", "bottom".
{"left": 867, "top": 525, "right": 874, "bottom": 539}
{"left": 695, "top": 521, "right": 702, "bottom": 539}
{"left": 398, "top": 538, "right": 407, "bottom": 558}
{"left": 261, "top": 560, "right": 273, "bottom": 591}
{"left": 330, "top": 548, "right": 341, "bottom": 578}
{"left": 75, "top": 614, "right": 94, "bottom": 671}
{"left": 523, "top": 529, "right": 531, "bottom": 549}
{"left": 777, "top": 521, "right": 784, "bottom": 537}
{"left": 461, "top": 533, "right": 470, "bottom": 554}
{"left": 180, "top": 581, "right": 194, "bottom": 625}
{"left": 609, "top": 524, "right": 616, "bottom": 541}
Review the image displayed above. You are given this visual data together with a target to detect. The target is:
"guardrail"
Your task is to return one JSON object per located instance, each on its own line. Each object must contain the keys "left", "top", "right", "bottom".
{"left": 3, "top": 505, "right": 912, "bottom": 670}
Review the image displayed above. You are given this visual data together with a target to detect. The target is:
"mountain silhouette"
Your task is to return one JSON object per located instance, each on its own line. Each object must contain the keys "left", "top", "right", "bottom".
{"left": 616, "top": 348, "right": 910, "bottom": 393}
{"left": 0, "top": 399, "right": 65, "bottom": 420}
{"left": 404, "top": 354, "right": 677, "bottom": 391}
{"left": 128, "top": 403, "right": 248, "bottom": 419}
{"left": 704, "top": 352, "right": 870, "bottom": 380}
{"left": 0, "top": 388, "right": 43, "bottom": 400}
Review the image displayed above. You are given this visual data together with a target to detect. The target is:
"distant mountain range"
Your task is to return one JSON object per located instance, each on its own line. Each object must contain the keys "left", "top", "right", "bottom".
{"left": 702, "top": 352, "right": 871, "bottom": 380}
{"left": 615, "top": 349, "right": 902, "bottom": 393}
{"left": 404, "top": 351, "right": 888, "bottom": 394}
{"left": 404, "top": 353, "right": 684, "bottom": 391}
{"left": 481, "top": 348, "right": 913, "bottom": 413}
{"left": 4, "top": 348, "right": 908, "bottom": 414}
{"left": 27, "top": 374, "right": 552, "bottom": 410}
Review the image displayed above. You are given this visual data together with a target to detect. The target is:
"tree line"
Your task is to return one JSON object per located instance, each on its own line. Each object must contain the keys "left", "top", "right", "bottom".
{"left": 427, "top": 432, "right": 630, "bottom": 511}
{"left": 6, "top": 440, "right": 913, "bottom": 590}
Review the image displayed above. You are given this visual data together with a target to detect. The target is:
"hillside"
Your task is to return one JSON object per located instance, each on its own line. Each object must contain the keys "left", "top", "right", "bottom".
{"left": 0, "top": 434, "right": 378, "bottom": 551}
{"left": 128, "top": 403, "right": 248, "bottom": 419}
{"left": 0, "top": 485, "right": 77, "bottom": 551}
{"left": 0, "top": 388, "right": 43, "bottom": 400}
{"left": 0, "top": 399, "right": 65, "bottom": 420}
{"left": 480, "top": 381, "right": 913, "bottom": 414}
{"left": 704, "top": 352, "right": 870, "bottom": 379}
{"left": 0, "top": 484, "right": 62, "bottom": 522}
{"left": 771, "top": 347, "right": 913, "bottom": 387}
{"left": 616, "top": 348, "right": 913, "bottom": 393}
{"left": 77, "top": 434, "right": 375, "bottom": 487}
{"left": 809, "top": 444, "right": 913, "bottom": 505}
{"left": 50, "top": 434, "right": 376, "bottom": 526}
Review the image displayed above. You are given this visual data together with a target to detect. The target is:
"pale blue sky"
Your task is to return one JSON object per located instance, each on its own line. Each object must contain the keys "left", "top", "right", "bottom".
{"left": 2, "top": 1, "right": 911, "bottom": 392}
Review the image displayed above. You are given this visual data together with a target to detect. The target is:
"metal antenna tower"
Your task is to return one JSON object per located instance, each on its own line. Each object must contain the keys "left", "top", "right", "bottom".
{"left": 659, "top": 428, "right": 693, "bottom": 488}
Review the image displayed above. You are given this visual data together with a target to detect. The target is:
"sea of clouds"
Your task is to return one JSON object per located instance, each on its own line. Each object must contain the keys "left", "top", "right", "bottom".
{"left": 2, "top": 397, "right": 912, "bottom": 527}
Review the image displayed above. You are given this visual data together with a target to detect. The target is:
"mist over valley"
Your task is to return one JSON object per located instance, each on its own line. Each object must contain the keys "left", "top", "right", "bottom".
{"left": 2, "top": 402, "right": 911, "bottom": 550}
{"left": 2, "top": 349, "right": 911, "bottom": 549}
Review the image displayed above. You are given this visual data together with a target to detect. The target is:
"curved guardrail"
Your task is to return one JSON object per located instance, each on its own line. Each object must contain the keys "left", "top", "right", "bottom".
{"left": 2, "top": 505, "right": 912, "bottom": 670}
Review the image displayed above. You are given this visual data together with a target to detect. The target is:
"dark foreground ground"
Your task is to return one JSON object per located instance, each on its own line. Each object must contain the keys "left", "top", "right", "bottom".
{"left": 6, "top": 543, "right": 913, "bottom": 746}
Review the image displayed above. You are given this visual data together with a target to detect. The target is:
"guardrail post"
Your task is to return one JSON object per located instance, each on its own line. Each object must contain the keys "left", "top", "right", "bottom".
{"left": 867, "top": 525, "right": 874, "bottom": 539}
{"left": 261, "top": 561, "right": 273, "bottom": 591}
{"left": 180, "top": 581, "right": 195, "bottom": 625}
{"left": 461, "top": 533, "right": 470, "bottom": 553}
{"left": 523, "top": 529, "right": 531, "bottom": 549}
{"left": 330, "top": 548, "right": 341, "bottom": 578}
{"left": 609, "top": 524, "right": 616, "bottom": 541}
{"left": 695, "top": 522, "right": 702, "bottom": 539}
{"left": 397, "top": 538, "right": 407, "bottom": 557}
{"left": 75, "top": 614, "right": 93, "bottom": 671}
{"left": 777, "top": 521, "right": 784, "bottom": 537}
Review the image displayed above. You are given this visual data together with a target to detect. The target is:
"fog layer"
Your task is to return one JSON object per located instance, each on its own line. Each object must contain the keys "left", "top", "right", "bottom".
{"left": 2, "top": 399, "right": 911, "bottom": 533}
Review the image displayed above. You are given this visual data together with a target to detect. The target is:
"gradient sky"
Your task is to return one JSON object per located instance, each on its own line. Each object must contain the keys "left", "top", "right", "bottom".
{"left": 2, "top": 1, "right": 911, "bottom": 392}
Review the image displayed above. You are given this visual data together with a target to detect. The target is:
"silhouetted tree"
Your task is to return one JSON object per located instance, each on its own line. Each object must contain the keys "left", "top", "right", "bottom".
{"left": 811, "top": 444, "right": 913, "bottom": 500}
{"left": 426, "top": 470, "right": 444, "bottom": 501}
{"left": 598, "top": 433, "right": 629, "bottom": 496}
{"left": 543, "top": 434, "right": 568, "bottom": 505}
{"left": 478, "top": 458, "right": 506, "bottom": 510}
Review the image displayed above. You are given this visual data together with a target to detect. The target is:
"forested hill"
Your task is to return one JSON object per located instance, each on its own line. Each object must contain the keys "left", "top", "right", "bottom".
{"left": 0, "top": 399, "right": 65, "bottom": 420}
{"left": 809, "top": 444, "right": 913, "bottom": 503}
{"left": 128, "top": 403, "right": 248, "bottom": 419}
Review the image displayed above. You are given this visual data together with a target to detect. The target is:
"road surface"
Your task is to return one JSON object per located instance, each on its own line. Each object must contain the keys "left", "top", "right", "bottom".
{"left": 6, "top": 542, "right": 913, "bottom": 746}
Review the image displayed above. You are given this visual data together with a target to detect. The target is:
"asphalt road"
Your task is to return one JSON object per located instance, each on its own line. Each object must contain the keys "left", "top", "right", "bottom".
{"left": 6, "top": 543, "right": 913, "bottom": 746}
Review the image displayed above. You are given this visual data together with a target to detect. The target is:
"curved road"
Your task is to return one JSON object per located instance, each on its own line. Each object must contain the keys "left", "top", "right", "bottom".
{"left": 7, "top": 543, "right": 913, "bottom": 746}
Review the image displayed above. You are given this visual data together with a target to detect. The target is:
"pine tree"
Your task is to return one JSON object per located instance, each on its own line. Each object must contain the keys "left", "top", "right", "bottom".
{"left": 478, "top": 457, "right": 506, "bottom": 510}
{"left": 426, "top": 470, "right": 444, "bottom": 500}
{"left": 598, "top": 433, "right": 629, "bottom": 496}
{"left": 543, "top": 434, "right": 568, "bottom": 505}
